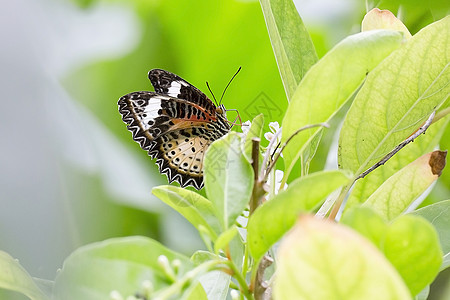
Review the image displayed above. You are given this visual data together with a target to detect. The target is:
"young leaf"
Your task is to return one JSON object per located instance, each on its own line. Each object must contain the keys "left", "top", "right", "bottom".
{"left": 197, "top": 271, "right": 230, "bottom": 300}
{"left": 282, "top": 30, "right": 404, "bottom": 180}
{"left": 383, "top": 215, "right": 442, "bottom": 296}
{"left": 339, "top": 16, "right": 450, "bottom": 176}
{"left": 363, "top": 150, "right": 447, "bottom": 220}
{"left": 248, "top": 170, "right": 351, "bottom": 261}
{"left": 274, "top": 216, "right": 411, "bottom": 300}
{"left": 152, "top": 185, "right": 220, "bottom": 240}
{"left": 0, "top": 251, "right": 49, "bottom": 300}
{"left": 259, "top": 0, "right": 318, "bottom": 100}
{"left": 204, "top": 132, "right": 254, "bottom": 231}
{"left": 346, "top": 116, "right": 450, "bottom": 208}
{"left": 54, "top": 237, "right": 192, "bottom": 300}
{"left": 190, "top": 252, "right": 230, "bottom": 300}
{"left": 214, "top": 225, "right": 239, "bottom": 255}
{"left": 181, "top": 282, "right": 208, "bottom": 300}
{"left": 413, "top": 199, "right": 450, "bottom": 269}
{"left": 362, "top": 8, "right": 412, "bottom": 39}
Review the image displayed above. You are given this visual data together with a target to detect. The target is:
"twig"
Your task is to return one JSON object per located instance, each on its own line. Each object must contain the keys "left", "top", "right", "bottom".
{"left": 254, "top": 255, "right": 274, "bottom": 300}
{"left": 356, "top": 110, "right": 436, "bottom": 180}
{"left": 250, "top": 138, "right": 262, "bottom": 214}
{"left": 264, "top": 123, "right": 329, "bottom": 182}
{"left": 259, "top": 130, "right": 282, "bottom": 180}
{"left": 329, "top": 110, "right": 436, "bottom": 220}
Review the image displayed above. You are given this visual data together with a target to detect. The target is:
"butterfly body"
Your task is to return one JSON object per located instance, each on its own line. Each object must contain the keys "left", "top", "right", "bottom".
{"left": 118, "top": 69, "right": 230, "bottom": 189}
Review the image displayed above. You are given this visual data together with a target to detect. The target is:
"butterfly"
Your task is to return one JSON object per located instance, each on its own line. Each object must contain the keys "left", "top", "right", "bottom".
{"left": 118, "top": 69, "right": 237, "bottom": 190}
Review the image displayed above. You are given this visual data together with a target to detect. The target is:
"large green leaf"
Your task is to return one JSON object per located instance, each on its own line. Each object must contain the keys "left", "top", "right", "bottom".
{"left": 363, "top": 150, "right": 447, "bottom": 220}
{"left": 274, "top": 216, "right": 411, "bottom": 300}
{"left": 248, "top": 170, "right": 351, "bottom": 261}
{"left": 339, "top": 16, "right": 450, "bottom": 175}
{"left": 54, "top": 237, "right": 192, "bottom": 300}
{"left": 347, "top": 115, "right": 450, "bottom": 208}
{"left": 282, "top": 30, "right": 404, "bottom": 181}
{"left": 0, "top": 251, "right": 48, "bottom": 300}
{"left": 413, "top": 200, "right": 450, "bottom": 270}
{"left": 383, "top": 215, "right": 442, "bottom": 296}
{"left": 204, "top": 132, "right": 254, "bottom": 231}
{"left": 342, "top": 207, "right": 443, "bottom": 296}
{"left": 152, "top": 185, "right": 221, "bottom": 240}
{"left": 259, "top": 0, "right": 318, "bottom": 100}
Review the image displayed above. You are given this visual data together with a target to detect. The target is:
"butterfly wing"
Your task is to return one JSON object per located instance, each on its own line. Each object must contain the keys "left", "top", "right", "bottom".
{"left": 149, "top": 69, "right": 217, "bottom": 115}
{"left": 118, "top": 91, "right": 230, "bottom": 189}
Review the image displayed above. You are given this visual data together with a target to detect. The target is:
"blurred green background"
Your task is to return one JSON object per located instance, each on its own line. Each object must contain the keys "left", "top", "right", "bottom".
{"left": 1, "top": 0, "right": 449, "bottom": 298}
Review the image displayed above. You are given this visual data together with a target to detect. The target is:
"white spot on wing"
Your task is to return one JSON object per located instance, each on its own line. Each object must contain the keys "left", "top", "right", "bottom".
{"left": 134, "top": 95, "right": 170, "bottom": 130}
{"left": 167, "top": 80, "right": 188, "bottom": 97}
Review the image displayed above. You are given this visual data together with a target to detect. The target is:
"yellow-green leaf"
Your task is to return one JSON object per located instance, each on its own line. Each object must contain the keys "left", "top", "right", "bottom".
{"left": 364, "top": 150, "right": 447, "bottom": 220}
{"left": 274, "top": 216, "right": 411, "bottom": 300}
{"left": 339, "top": 17, "right": 450, "bottom": 176}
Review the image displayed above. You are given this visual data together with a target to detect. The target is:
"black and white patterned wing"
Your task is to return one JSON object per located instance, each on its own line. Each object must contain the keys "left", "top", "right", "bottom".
{"left": 148, "top": 69, "right": 216, "bottom": 114}
{"left": 118, "top": 90, "right": 230, "bottom": 189}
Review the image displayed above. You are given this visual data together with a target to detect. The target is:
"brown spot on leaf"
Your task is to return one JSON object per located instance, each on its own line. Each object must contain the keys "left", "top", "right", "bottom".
{"left": 429, "top": 150, "right": 447, "bottom": 176}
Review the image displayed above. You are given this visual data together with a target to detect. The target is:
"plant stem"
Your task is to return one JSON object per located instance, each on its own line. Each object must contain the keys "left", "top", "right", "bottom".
{"left": 276, "top": 123, "right": 329, "bottom": 186}
{"left": 328, "top": 182, "right": 353, "bottom": 220}
{"left": 153, "top": 260, "right": 226, "bottom": 300}
{"left": 226, "top": 260, "right": 255, "bottom": 300}
{"left": 250, "top": 138, "right": 262, "bottom": 214}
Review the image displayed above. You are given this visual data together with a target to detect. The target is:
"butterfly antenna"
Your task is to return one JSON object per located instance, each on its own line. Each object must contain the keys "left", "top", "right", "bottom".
{"left": 206, "top": 81, "right": 219, "bottom": 106}
{"left": 219, "top": 66, "right": 242, "bottom": 105}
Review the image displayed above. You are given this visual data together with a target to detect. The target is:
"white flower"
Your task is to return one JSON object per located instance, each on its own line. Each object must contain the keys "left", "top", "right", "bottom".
{"left": 264, "top": 121, "right": 281, "bottom": 143}
{"left": 263, "top": 121, "right": 283, "bottom": 158}
{"left": 241, "top": 120, "right": 251, "bottom": 135}
{"left": 266, "top": 169, "right": 288, "bottom": 199}
{"left": 238, "top": 120, "right": 252, "bottom": 140}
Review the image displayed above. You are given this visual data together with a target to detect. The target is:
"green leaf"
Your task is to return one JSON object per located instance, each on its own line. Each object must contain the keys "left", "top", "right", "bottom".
{"left": 383, "top": 215, "right": 442, "bottom": 296}
{"left": 190, "top": 252, "right": 230, "bottom": 300}
{"left": 204, "top": 132, "right": 254, "bottom": 231}
{"left": 282, "top": 30, "right": 404, "bottom": 180}
{"left": 341, "top": 206, "right": 387, "bottom": 245}
{"left": 214, "top": 225, "right": 239, "bottom": 255}
{"left": 413, "top": 199, "right": 450, "bottom": 269}
{"left": 347, "top": 115, "right": 450, "bottom": 208}
{"left": 243, "top": 114, "right": 264, "bottom": 162}
{"left": 363, "top": 150, "right": 447, "bottom": 220}
{"left": 0, "top": 251, "right": 48, "bottom": 300}
{"left": 191, "top": 251, "right": 218, "bottom": 266}
{"left": 197, "top": 271, "right": 230, "bottom": 300}
{"left": 259, "top": 0, "right": 318, "bottom": 100}
{"left": 54, "top": 237, "right": 192, "bottom": 300}
{"left": 343, "top": 207, "right": 443, "bottom": 296}
{"left": 182, "top": 282, "right": 208, "bottom": 300}
{"left": 248, "top": 170, "right": 351, "bottom": 261}
{"left": 339, "top": 17, "right": 450, "bottom": 175}
{"left": 274, "top": 216, "right": 411, "bottom": 300}
{"left": 152, "top": 185, "right": 220, "bottom": 240}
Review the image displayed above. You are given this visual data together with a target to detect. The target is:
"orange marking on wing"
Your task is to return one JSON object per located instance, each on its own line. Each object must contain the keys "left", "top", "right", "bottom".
{"left": 187, "top": 102, "right": 217, "bottom": 121}
{"left": 170, "top": 119, "right": 210, "bottom": 130}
